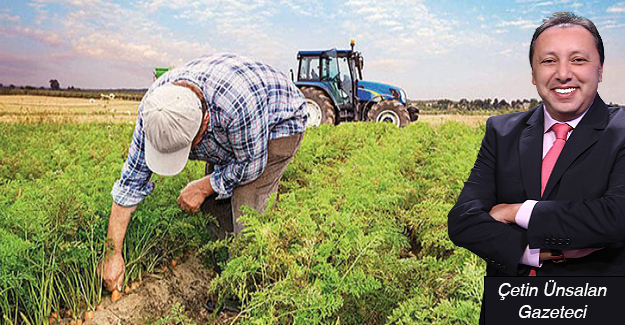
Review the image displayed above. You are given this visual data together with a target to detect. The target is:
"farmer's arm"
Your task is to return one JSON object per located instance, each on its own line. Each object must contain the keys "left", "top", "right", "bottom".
{"left": 103, "top": 99, "right": 155, "bottom": 290}
{"left": 102, "top": 202, "right": 137, "bottom": 291}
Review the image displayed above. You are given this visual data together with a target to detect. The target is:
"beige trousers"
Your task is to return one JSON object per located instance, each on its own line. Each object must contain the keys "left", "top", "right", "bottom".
{"left": 201, "top": 133, "right": 304, "bottom": 239}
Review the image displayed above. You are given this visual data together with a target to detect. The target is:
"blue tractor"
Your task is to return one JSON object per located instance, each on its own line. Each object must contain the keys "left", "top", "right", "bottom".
{"left": 294, "top": 40, "right": 418, "bottom": 127}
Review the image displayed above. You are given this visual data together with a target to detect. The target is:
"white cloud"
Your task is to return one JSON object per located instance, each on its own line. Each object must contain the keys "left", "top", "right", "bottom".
{"left": 279, "top": 0, "right": 323, "bottom": 16}
{"left": 0, "top": 25, "right": 63, "bottom": 46}
{"left": 165, "top": 0, "right": 304, "bottom": 64}
{"left": 71, "top": 34, "right": 167, "bottom": 63}
{"left": 607, "top": 4, "right": 625, "bottom": 14}
{"left": 339, "top": 0, "right": 477, "bottom": 57}
{"left": 603, "top": 22, "right": 625, "bottom": 29}
{"left": 515, "top": 0, "right": 574, "bottom": 5}
{"left": 14, "top": 0, "right": 211, "bottom": 77}
{"left": 496, "top": 19, "right": 537, "bottom": 29}
{"left": 26, "top": 2, "right": 49, "bottom": 25}
{"left": 136, "top": 0, "right": 201, "bottom": 11}
{"left": 32, "top": 0, "right": 101, "bottom": 5}
{"left": 498, "top": 49, "right": 514, "bottom": 57}
{"left": 0, "top": 10, "right": 20, "bottom": 22}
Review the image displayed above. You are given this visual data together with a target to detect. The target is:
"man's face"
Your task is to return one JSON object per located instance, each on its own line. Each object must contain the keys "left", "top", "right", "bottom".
{"left": 531, "top": 25, "right": 603, "bottom": 121}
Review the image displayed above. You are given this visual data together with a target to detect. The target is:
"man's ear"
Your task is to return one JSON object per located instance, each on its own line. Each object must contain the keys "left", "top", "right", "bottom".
{"left": 531, "top": 70, "right": 536, "bottom": 85}
{"left": 599, "top": 65, "right": 603, "bottom": 83}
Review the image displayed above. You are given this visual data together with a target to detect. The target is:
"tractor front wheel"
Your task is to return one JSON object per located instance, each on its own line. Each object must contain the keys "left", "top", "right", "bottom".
{"left": 301, "top": 87, "right": 336, "bottom": 127}
{"left": 367, "top": 100, "right": 411, "bottom": 127}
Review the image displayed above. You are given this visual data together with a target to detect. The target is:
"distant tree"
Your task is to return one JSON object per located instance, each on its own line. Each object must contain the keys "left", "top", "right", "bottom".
{"left": 459, "top": 98, "right": 469, "bottom": 110}
{"left": 437, "top": 99, "right": 453, "bottom": 110}
{"left": 0, "top": 83, "right": 3, "bottom": 88}
{"left": 530, "top": 99, "right": 541, "bottom": 108}
{"left": 49, "top": 79, "right": 60, "bottom": 90}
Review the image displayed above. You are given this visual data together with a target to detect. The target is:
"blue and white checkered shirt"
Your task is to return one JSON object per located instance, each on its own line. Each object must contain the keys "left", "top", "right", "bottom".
{"left": 111, "top": 53, "right": 307, "bottom": 206}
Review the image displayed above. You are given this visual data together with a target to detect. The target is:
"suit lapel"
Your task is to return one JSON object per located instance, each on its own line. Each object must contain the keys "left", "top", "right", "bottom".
{"left": 542, "top": 95, "right": 608, "bottom": 198}
{"left": 519, "top": 107, "right": 544, "bottom": 200}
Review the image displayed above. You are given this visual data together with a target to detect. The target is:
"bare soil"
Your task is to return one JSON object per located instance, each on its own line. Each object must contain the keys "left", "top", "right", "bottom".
{"left": 83, "top": 256, "right": 218, "bottom": 325}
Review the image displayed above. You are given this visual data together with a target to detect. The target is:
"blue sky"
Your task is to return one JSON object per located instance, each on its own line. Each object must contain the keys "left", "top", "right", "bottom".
{"left": 1, "top": 0, "right": 624, "bottom": 103}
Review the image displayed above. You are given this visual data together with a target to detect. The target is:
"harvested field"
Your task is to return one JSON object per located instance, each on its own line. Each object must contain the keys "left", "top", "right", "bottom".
{"left": 0, "top": 95, "right": 492, "bottom": 126}
{"left": 0, "top": 95, "right": 139, "bottom": 123}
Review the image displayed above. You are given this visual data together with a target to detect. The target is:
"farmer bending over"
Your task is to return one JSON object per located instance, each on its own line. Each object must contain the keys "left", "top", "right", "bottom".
{"left": 101, "top": 53, "right": 307, "bottom": 293}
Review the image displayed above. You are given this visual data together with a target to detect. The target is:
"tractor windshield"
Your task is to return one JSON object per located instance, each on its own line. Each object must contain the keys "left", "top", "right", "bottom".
{"left": 320, "top": 53, "right": 339, "bottom": 82}
{"left": 298, "top": 56, "right": 320, "bottom": 81}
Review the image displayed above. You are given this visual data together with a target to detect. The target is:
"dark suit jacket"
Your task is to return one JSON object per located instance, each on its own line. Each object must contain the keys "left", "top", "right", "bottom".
{"left": 448, "top": 94, "right": 625, "bottom": 276}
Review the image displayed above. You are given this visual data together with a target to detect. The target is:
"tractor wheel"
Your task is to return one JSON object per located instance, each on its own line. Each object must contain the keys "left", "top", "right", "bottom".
{"left": 301, "top": 87, "right": 336, "bottom": 127}
{"left": 367, "top": 100, "right": 411, "bottom": 127}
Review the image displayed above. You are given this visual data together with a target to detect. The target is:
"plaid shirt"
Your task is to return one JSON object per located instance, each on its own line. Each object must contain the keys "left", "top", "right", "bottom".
{"left": 112, "top": 53, "right": 307, "bottom": 206}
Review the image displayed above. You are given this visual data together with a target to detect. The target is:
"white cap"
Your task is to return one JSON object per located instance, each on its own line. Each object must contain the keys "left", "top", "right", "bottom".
{"left": 142, "top": 83, "right": 203, "bottom": 176}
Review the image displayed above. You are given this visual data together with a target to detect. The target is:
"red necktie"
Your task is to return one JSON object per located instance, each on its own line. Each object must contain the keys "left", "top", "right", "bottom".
{"left": 530, "top": 123, "right": 572, "bottom": 276}
{"left": 541, "top": 123, "right": 572, "bottom": 197}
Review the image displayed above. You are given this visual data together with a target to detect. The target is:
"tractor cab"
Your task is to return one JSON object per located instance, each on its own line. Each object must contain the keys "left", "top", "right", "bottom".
{"left": 297, "top": 48, "right": 361, "bottom": 111}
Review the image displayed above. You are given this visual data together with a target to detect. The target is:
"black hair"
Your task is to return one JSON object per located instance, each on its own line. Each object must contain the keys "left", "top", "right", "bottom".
{"left": 529, "top": 12, "right": 604, "bottom": 68}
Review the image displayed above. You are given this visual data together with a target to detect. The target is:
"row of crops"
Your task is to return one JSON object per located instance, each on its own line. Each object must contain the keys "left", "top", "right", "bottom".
{"left": 0, "top": 121, "right": 486, "bottom": 324}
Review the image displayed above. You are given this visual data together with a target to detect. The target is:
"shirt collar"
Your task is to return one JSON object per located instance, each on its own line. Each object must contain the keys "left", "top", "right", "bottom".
{"left": 543, "top": 101, "right": 592, "bottom": 134}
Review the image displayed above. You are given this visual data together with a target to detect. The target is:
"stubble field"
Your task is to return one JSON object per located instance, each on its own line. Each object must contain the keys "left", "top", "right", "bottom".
{"left": 0, "top": 96, "right": 138, "bottom": 124}
{"left": 0, "top": 95, "right": 491, "bottom": 325}
{"left": 0, "top": 96, "right": 491, "bottom": 126}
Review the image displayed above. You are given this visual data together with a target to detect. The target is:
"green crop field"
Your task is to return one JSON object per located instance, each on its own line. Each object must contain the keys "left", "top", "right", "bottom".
{"left": 0, "top": 97, "right": 489, "bottom": 324}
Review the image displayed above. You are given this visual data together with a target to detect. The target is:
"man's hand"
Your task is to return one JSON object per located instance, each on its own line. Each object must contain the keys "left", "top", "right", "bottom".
{"left": 537, "top": 248, "right": 603, "bottom": 261}
{"left": 100, "top": 251, "right": 125, "bottom": 292}
{"left": 178, "top": 176, "right": 214, "bottom": 213}
{"left": 539, "top": 249, "right": 554, "bottom": 261}
{"left": 489, "top": 203, "right": 522, "bottom": 224}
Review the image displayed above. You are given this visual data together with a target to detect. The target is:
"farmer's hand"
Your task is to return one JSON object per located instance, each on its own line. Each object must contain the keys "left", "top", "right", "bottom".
{"left": 100, "top": 251, "right": 125, "bottom": 292}
{"left": 178, "top": 176, "right": 214, "bottom": 213}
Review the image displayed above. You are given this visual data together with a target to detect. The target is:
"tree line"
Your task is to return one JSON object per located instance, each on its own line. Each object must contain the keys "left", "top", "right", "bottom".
{"left": 0, "top": 84, "right": 146, "bottom": 101}
{"left": 411, "top": 98, "right": 623, "bottom": 113}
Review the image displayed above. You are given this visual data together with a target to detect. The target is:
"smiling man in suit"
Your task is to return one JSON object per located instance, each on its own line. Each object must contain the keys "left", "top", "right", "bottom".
{"left": 447, "top": 12, "right": 625, "bottom": 322}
